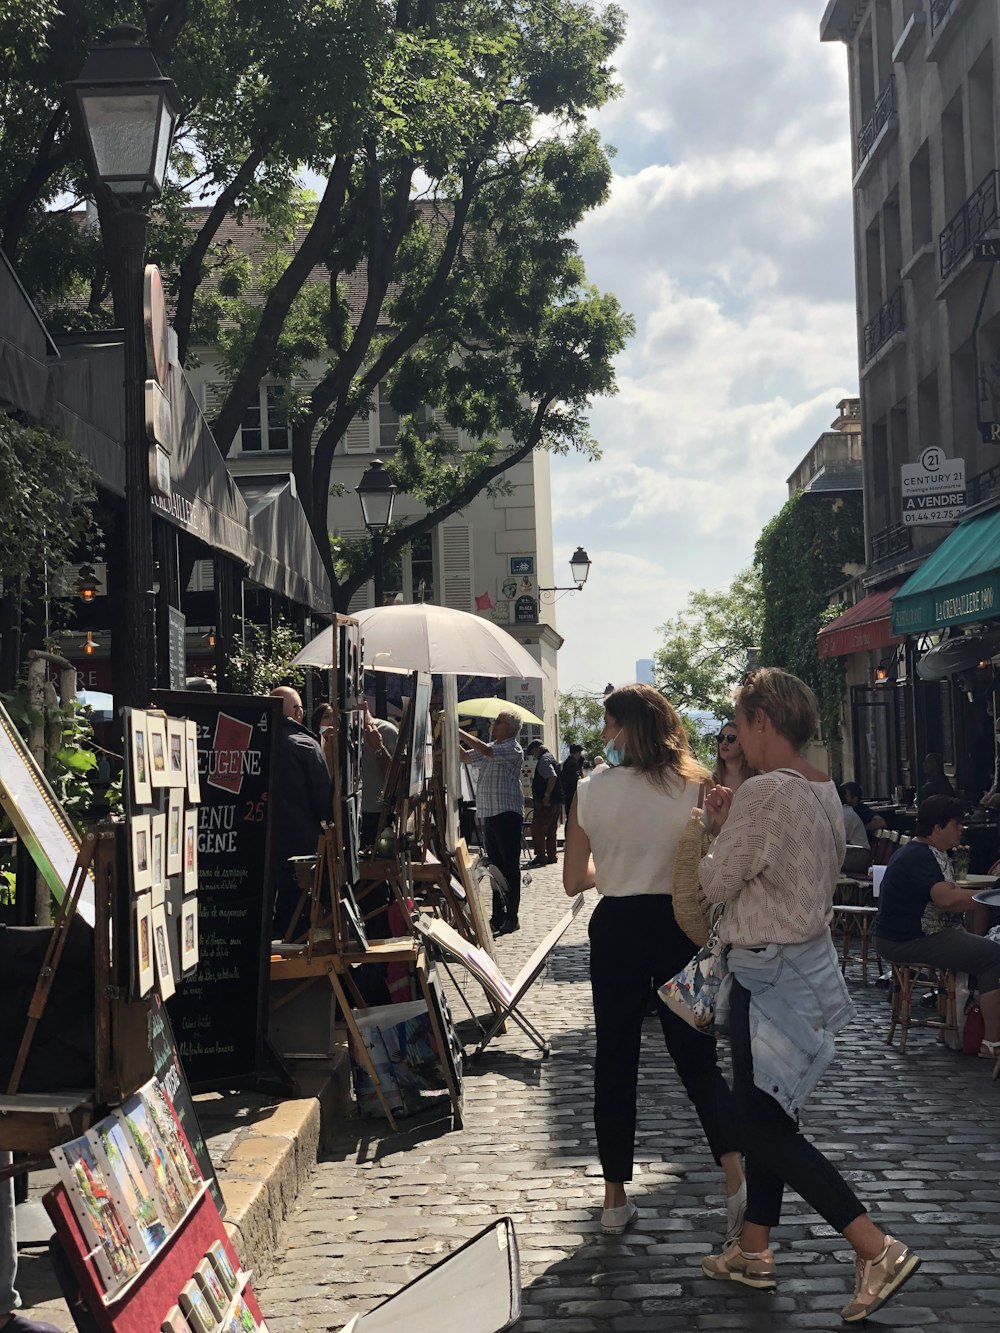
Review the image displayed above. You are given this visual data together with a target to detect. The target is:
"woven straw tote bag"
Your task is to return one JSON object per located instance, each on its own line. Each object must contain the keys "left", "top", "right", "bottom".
{"left": 670, "top": 783, "right": 713, "bottom": 947}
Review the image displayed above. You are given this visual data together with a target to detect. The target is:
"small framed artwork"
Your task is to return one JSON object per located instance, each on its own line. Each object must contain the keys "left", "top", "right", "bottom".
{"left": 179, "top": 1279, "right": 216, "bottom": 1333}
{"left": 161, "top": 1307, "right": 194, "bottom": 1333}
{"left": 135, "top": 893, "right": 154, "bottom": 996}
{"left": 150, "top": 812, "right": 166, "bottom": 892}
{"left": 129, "top": 709, "right": 152, "bottom": 807}
{"left": 167, "top": 788, "right": 184, "bottom": 876}
{"left": 185, "top": 717, "right": 201, "bottom": 803}
{"left": 147, "top": 713, "right": 170, "bottom": 788}
{"left": 195, "top": 1257, "right": 229, "bottom": 1321}
{"left": 183, "top": 807, "right": 198, "bottom": 893}
{"left": 206, "top": 1240, "right": 239, "bottom": 1296}
{"left": 151, "top": 902, "right": 176, "bottom": 1000}
{"left": 180, "top": 897, "right": 199, "bottom": 972}
{"left": 167, "top": 718, "right": 187, "bottom": 788}
{"left": 130, "top": 814, "right": 152, "bottom": 893}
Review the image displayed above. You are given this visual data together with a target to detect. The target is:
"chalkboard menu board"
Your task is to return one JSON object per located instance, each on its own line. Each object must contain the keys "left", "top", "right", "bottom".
{"left": 152, "top": 690, "right": 283, "bottom": 1091}
{"left": 147, "top": 992, "right": 223, "bottom": 1213}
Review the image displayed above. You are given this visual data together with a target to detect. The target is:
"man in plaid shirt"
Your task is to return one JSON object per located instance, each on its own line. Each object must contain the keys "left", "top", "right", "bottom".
{"left": 460, "top": 711, "right": 525, "bottom": 935}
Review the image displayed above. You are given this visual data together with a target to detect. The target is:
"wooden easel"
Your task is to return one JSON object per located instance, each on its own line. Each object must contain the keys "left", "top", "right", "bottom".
{"left": 1, "top": 822, "right": 152, "bottom": 1177}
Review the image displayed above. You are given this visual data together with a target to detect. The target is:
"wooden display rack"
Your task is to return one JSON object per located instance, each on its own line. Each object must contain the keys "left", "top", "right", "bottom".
{"left": 0, "top": 822, "right": 152, "bottom": 1176}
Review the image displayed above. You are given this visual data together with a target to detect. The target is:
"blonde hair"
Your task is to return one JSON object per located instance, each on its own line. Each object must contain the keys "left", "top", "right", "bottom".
{"left": 603, "top": 684, "right": 709, "bottom": 793}
{"left": 711, "top": 719, "right": 755, "bottom": 786}
{"left": 735, "top": 668, "right": 818, "bottom": 750}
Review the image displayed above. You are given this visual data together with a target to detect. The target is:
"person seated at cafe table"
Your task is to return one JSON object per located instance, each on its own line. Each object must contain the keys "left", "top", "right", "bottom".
{"left": 875, "top": 795, "right": 1000, "bottom": 1061}
{"left": 918, "top": 753, "right": 953, "bottom": 804}
{"left": 840, "top": 782, "right": 886, "bottom": 836}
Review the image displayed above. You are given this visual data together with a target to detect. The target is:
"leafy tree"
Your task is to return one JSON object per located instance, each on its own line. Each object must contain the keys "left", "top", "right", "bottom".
{"left": 0, "top": 1, "right": 633, "bottom": 609}
{"left": 557, "top": 689, "right": 604, "bottom": 759}
{"left": 653, "top": 568, "right": 763, "bottom": 721}
{"left": 226, "top": 615, "right": 306, "bottom": 696}
{"left": 754, "top": 491, "right": 863, "bottom": 768}
{"left": 0, "top": 414, "right": 101, "bottom": 584}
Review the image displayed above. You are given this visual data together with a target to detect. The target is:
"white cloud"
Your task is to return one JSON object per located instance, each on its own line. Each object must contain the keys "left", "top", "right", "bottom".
{"left": 550, "top": 0, "right": 860, "bottom": 695}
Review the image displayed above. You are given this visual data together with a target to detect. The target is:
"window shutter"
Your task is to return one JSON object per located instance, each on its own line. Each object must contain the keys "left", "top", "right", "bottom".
{"left": 202, "top": 381, "right": 228, "bottom": 417}
{"left": 186, "top": 559, "right": 215, "bottom": 593}
{"left": 291, "top": 379, "right": 325, "bottom": 450}
{"left": 344, "top": 405, "right": 376, "bottom": 454}
{"left": 440, "top": 520, "right": 473, "bottom": 611}
{"left": 433, "top": 408, "right": 463, "bottom": 451}
{"left": 335, "top": 529, "right": 374, "bottom": 614}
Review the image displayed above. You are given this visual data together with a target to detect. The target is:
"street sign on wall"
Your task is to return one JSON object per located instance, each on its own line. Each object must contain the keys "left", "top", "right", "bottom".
{"left": 900, "top": 447, "right": 965, "bottom": 526}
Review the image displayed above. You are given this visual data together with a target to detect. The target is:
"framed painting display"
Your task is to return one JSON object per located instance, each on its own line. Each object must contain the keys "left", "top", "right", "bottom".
{"left": 167, "top": 718, "right": 187, "bottom": 788}
{"left": 147, "top": 714, "right": 170, "bottom": 788}
{"left": 131, "top": 814, "right": 153, "bottom": 893}
{"left": 151, "top": 812, "right": 166, "bottom": 894}
{"left": 183, "top": 808, "right": 198, "bottom": 893}
{"left": 0, "top": 699, "right": 95, "bottom": 925}
{"left": 152, "top": 903, "right": 176, "bottom": 1000}
{"left": 408, "top": 672, "right": 433, "bottom": 798}
{"left": 129, "top": 708, "right": 153, "bottom": 807}
{"left": 179, "top": 1278, "right": 215, "bottom": 1333}
{"left": 180, "top": 898, "right": 199, "bottom": 972}
{"left": 162, "top": 1307, "right": 194, "bottom": 1333}
{"left": 195, "top": 1256, "right": 229, "bottom": 1320}
{"left": 92, "top": 1113, "right": 171, "bottom": 1264}
{"left": 50, "top": 1134, "right": 143, "bottom": 1296}
{"left": 185, "top": 718, "right": 201, "bottom": 803}
{"left": 136, "top": 893, "right": 155, "bottom": 996}
{"left": 207, "top": 1240, "right": 238, "bottom": 1296}
{"left": 167, "top": 789, "right": 184, "bottom": 877}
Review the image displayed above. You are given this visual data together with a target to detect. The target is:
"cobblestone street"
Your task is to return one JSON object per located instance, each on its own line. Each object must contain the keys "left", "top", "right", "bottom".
{"left": 258, "top": 860, "right": 1000, "bottom": 1332}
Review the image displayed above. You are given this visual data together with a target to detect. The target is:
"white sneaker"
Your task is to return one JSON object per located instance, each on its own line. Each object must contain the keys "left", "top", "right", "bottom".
{"left": 601, "top": 1200, "right": 639, "bottom": 1235}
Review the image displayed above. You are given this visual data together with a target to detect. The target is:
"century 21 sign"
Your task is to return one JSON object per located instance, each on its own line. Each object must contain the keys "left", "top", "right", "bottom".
{"left": 900, "top": 447, "right": 966, "bottom": 526}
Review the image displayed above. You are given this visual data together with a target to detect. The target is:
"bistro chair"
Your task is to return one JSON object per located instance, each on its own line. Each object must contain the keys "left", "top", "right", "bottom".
{"left": 871, "top": 829, "right": 899, "bottom": 865}
{"left": 885, "top": 962, "right": 959, "bottom": 1053}
{"left": 831, "top": 904, "right": 880, "bottom": 985}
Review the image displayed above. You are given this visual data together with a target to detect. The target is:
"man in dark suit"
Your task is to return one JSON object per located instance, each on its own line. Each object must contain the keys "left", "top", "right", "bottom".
{"left": 270, "top": 686, "right": 332, "bottom": 937}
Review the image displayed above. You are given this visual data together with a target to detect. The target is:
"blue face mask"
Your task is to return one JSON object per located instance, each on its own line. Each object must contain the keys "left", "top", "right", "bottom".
{"left": 604, "top": 731, "right": 624, "bottom": 766}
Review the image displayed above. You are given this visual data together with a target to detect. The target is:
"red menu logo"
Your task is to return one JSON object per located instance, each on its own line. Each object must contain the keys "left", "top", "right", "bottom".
{"left": 207, "top": 713, "right": 256, "bottom": 795}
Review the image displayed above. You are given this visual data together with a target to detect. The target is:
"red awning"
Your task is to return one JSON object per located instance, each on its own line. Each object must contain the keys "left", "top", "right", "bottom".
{"left": 817, "top": 586, "right": 902, "bottom": 659}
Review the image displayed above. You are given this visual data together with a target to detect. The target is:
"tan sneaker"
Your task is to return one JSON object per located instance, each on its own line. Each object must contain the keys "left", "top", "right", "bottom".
{"left": 702, "top": 1241, "right": 777, "bottom": 1290}
{"left": 840, "top": 1236, "right": 921, "bottom": 1323}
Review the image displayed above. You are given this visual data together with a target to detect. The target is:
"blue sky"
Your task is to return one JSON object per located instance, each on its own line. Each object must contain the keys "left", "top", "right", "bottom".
{"left": 549, "top": 1, "right": 860, "bottom": 695}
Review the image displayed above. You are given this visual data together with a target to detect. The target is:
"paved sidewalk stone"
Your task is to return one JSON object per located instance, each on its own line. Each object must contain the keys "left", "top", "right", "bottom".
{"left": 252, "top": 859, "right": 1000, "bottom": 1331}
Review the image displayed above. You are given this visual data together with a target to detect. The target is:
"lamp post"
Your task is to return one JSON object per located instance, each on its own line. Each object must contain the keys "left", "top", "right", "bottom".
{"left": 539, "top": 546, "right": 593, "bottom": 600}
{"left": 67, "top": 26, "right": 182, "bottom": 710}
{"left": 356, "top": 459, "right": 397, "bottom": 718}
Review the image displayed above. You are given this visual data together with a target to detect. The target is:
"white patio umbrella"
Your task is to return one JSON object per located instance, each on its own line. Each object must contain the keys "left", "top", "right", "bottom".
{"left": 292, "top": 603, "right": 543, "bottom": 680}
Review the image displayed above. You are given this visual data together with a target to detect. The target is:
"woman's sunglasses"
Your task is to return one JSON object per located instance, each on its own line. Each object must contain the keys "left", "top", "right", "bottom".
{"left": 718, "top": 733, "right": 738, "bottom": 745}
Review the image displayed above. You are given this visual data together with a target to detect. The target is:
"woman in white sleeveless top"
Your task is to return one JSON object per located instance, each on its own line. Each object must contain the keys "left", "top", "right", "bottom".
{"left": 563, "top": 684, "right": 744, "bottom": 1237}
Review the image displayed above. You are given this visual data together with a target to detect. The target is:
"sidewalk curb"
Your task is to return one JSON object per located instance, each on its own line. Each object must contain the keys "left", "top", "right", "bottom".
{"left": 218, "top": 1051, "right": 352, "bottom": 1280}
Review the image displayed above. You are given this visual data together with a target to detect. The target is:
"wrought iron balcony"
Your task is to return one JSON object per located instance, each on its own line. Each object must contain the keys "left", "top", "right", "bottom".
{"left": 940, "top": 169, "right": 999, "bottom": 279}
{"left": 857, "top": 76, "right": 896, "bottom": 166}
{"left": 930, "top": 0, "right": 955, "bottom": 32}
{"left": 870, "top": 521, "right": 912, "bottom": 565}
{"left": 863, "top": 287, "right": 904, "bottom": 363}
{"left": 966, "top": 462, "right": 1000, "bottom": 508}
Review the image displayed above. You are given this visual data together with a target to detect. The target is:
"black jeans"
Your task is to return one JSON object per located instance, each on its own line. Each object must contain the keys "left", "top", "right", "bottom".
{"left": 482, "top": 810, "right": 522, "bottom": 924}
{"left": 589, "top": 895, "right": 740, "bottom": 1182}
{"left": 729, "top": 976, "right": 866, "bottom": 1232}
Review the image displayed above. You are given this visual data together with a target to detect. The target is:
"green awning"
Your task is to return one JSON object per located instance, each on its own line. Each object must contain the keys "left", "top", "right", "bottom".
{"left": 892, "top": 508, "right": 1000, "bottom": 634}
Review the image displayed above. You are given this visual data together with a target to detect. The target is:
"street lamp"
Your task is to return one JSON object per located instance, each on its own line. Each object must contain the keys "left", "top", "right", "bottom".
{"left": 539, "top": 546, "right": 593, "bottom": 600}
{"left": 356, "top": 459, "right": 397, "bottom": 717}
{"left": 67, "top": 26, "right": 182, "bottom": 711}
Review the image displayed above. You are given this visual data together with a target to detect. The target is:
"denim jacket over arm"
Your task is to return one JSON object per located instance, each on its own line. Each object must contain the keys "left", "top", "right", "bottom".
{"left": 719, "top": 933, "right": 855, "bottom": 1119}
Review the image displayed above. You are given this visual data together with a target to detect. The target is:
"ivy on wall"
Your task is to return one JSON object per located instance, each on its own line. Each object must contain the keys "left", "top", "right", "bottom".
{"left": 754, "top": 490, "right": 864, "bottom": 771}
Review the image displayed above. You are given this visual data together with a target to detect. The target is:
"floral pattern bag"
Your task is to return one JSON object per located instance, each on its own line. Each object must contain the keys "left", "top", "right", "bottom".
{"left": 658, "top": 921, "right": 728, "bottom": 1032}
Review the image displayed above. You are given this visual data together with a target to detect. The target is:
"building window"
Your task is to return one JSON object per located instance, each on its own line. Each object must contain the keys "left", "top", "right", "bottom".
{"left": 377, "top": 385, "right": 432, "bottom": 453}
{"left": 240, "top": 385, "right": 291, "bottom": 454}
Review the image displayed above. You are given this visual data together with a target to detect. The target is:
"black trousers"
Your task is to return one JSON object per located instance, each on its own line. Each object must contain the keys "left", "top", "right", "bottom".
{"left": 729, "top": 976, "right": 866, "bottom": 1232}
{"left": 589, "top": 895, "right": 740, "bottom": 1182}
{"left": 482, "top": 810, "right": 522, "bottom": 925}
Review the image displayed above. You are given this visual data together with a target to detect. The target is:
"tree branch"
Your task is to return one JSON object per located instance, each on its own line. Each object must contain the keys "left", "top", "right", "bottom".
{"left": 1, "top": 105, "right": 71, "bottom": 259}
{"left": 173, "top": 129, "right": 278, "bottom": 362}
{"left": 210, "top": 153, "right": 353, "bottom": 456}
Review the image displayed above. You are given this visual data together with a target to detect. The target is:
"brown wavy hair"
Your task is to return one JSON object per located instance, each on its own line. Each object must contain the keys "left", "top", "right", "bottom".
{"left": 603, "top": 684, "right": 710, "bottom": 793}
